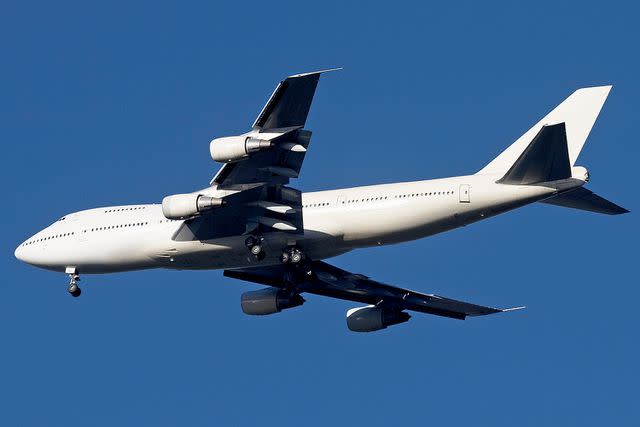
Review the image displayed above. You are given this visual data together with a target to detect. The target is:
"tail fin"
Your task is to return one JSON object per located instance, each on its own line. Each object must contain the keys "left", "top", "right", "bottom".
{"left": 478, "top": 86, "right": 612, "bottom": 176}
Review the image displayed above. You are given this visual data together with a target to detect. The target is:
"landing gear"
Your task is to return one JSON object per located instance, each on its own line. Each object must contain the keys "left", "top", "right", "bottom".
{"left": 245, "top": 236, "right": 266, "bottom": 261}
{"left": 281, "top": 246, "right": 314, "bottom": 278}
{"left": 67, "top": 273, "right": 81, "bottom": 298}
{"left": 280, "top": 247, "right": 305, "bottom": 265}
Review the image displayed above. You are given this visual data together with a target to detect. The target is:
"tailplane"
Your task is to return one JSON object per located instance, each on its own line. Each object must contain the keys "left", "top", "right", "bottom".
{"left": 480, "top": 85, "right": 628, "bottom": 215}
{"left": 541, "top": 187, "right": 629, "bottom": 215}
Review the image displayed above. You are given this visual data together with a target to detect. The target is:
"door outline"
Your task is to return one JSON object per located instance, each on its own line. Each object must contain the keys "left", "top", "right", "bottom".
{"left": 459, "top": 184, "right": 470, "bottom": 203}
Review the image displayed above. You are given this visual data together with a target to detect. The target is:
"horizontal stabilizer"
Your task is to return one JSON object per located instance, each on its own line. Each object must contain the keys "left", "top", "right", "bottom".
{"left": 498, "top": 123, "right": 571, "bottom": 185}
{"left": 541, "top": 187, "right": 629, "bottom": 215}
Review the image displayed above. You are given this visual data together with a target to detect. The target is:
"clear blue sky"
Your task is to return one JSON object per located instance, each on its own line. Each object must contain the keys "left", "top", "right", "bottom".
{"left": 1, "top": 1, "right": 638, "bottom": 425}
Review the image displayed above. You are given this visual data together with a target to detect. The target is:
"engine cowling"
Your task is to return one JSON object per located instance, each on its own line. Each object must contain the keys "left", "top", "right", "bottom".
{"left": 161, "top": 193, "right": 224, "bottom": 220}
{"left": 240, "top": 287, "right": 305, "bottom": 315}
{"left": 346, "top": 306, "right": 411, "bottom": 332}
{"left": 210, "top": 135, "right": 272, "bottom": 163}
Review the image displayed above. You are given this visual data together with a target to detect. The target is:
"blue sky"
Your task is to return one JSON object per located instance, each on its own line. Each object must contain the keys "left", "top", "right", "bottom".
{"left": 1, "top": 1, "right": 638, "bottom": 425}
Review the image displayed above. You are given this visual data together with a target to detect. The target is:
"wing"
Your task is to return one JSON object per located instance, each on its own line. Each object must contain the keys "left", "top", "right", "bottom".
{"left": 212, "top": 69, "right": 340, "bottom": 189}
{"left": 224, "top": 261, "right": 523, "bottom": 320}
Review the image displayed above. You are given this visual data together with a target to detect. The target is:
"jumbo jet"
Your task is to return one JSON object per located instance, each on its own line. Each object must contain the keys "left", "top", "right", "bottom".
{"left": 14, "top": 70, "right": 628, "bottom": 332}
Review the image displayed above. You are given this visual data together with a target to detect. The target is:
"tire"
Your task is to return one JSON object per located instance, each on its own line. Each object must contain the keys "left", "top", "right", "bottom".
{"left": 245, "top": 236, "right": 257, "bottom": 248}
{"left": 250, "top": 244, "right": 262, "bottom": 255}
{"left": 291, "top": 251, "right": 303, "bottom": 264}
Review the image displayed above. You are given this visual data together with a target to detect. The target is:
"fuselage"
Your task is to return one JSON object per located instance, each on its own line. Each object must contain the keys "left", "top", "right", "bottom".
{"left": 14, "top": 173, "right": 582, "bottom": 274}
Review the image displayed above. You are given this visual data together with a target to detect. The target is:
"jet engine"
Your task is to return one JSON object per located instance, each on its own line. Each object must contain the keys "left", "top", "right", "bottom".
{"left": 241, "top": 287, "right": 305, "bottom": 315}
{"left": 161, "top": 193, "right": 224, "bottom": 220}
{"left": 210, "top": 135, "right": 272, "bottom": 163}
{"left": 346, "top": 306, "right": 411, "bottom": 332}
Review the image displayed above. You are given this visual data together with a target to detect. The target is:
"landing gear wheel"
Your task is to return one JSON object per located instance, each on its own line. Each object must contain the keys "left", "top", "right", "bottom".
{"left": 245, "top": 236, "right": 258, "bottom": 248}
{"left": 68, "top": 284, "right": 81, "bottom": 298}
{"left": 245, "top": 235, "right": 266, "bottom": 261}
{"left": 290, "top": 250, "right": 303, "bottom": 264}
{"left": 67, "top": 272, "right": 81, "bottom": 298}
{"left": 280, "top": 247, "right": 305, "bottom": 264}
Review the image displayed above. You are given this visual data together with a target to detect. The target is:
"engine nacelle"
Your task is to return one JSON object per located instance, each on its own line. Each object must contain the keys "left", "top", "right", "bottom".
{"left": 240, "top": 287, "right": 305, "bottom": 315}
{"left": 161, "top": 193, "right": 224, "bottom": 220}
{"left": 210, "top": 135, "right": 272, "bottom": 163}
{"left": 571, "top": 166, "right": 589, "bottom": 183}
{"left": 346, "top": 306, "right": 411, "bottom": 332}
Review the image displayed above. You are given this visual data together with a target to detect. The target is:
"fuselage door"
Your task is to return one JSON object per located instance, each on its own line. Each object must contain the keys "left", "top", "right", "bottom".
{"left": 459, "top": 184, "right": 470, "bottom": 203}
{"left": 337, "top": 195, "right": 346, "bottom": 206}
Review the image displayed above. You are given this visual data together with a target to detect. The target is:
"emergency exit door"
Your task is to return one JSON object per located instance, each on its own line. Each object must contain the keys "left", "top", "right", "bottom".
{"left": 459, "top": 184, "right": 470, "bottom": 203}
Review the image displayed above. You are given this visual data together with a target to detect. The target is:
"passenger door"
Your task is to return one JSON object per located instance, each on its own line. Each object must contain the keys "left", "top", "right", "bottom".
{"left": 459, "top": 184, "right": 470, "bottom": 203}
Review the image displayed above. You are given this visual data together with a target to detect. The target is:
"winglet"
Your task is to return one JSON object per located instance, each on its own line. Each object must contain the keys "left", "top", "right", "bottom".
{"left": 501, "top": 306, "right": 526, "bottom": 313}
{"left": 288, "top": 68, "right": 343, "bottom": 78}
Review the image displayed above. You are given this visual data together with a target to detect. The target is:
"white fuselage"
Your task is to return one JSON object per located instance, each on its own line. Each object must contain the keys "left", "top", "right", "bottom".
{"left": 14, "top": 173, "right": 583, "bottom": 274}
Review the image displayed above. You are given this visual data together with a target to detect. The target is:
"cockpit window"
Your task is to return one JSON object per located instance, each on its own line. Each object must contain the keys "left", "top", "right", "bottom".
{"left": 58, "top": 216, "right": 66, "bottom": 221}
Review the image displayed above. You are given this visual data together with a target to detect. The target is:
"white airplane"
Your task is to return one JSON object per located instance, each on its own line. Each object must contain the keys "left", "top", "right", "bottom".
{"left": 15, "top": 70, "right": 628, "bottom": 332}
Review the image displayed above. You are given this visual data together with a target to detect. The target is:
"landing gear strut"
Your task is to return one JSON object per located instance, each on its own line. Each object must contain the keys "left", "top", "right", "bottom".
{"left": 67, "top": 273, "right": 81, "bottom": 298}
{"left": 245, "top": 236, "right": 266, "bottom": 261}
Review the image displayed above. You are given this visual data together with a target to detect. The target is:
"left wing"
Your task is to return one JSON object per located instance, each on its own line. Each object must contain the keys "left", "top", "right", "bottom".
{"left": 225, "top": 261, "right": 523, "bottom": 320}
{"left": 212, "top": 69, "right": 340, "bottom": 189}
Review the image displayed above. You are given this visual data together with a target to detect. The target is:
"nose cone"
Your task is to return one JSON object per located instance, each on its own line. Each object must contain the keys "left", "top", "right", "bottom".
{"left": 14, "top": 244, "right": 25, "bottom": 262}
{"left": 15, "top": 239, "right": 45, "bottom": 268}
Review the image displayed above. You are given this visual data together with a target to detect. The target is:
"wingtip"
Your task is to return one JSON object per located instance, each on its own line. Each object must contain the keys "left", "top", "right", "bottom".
{"left": 574, "top": 84, "right": 613, "bottom": 95}
{"left": 288, "top": 68, "right": 343, "bottom": 78}
{"left": 501, "top": 306, "right": 526, "bottom": 313}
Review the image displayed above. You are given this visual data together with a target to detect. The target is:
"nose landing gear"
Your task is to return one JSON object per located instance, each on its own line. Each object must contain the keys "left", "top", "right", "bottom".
{"left": 66, "top": 267, "right": 81, "bottom": 297}
{"left": 68, "top": 274, "right": 81, "bottom": 297}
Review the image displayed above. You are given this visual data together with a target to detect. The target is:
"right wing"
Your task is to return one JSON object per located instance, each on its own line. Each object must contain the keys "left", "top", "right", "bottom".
{"left": 225, "top": 261, "right": 523, "bottom": 320}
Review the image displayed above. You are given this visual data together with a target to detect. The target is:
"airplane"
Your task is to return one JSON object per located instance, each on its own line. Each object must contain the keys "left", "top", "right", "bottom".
{"left": 14, "top": 69, "right": 628, "bottom": 332}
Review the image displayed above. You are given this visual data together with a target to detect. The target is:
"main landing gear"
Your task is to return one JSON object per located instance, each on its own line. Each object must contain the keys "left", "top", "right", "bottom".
{"left": 280, "top": 246, "right": 305, "bottom": 265}
{"left": 245, "top": 236, "right": 266, "bottom": 261}
{"left": 281, "top": 246, "right": 313, "bottom": 278}
{"left": 67, "top": 272, "right": 81, "bottom": 297}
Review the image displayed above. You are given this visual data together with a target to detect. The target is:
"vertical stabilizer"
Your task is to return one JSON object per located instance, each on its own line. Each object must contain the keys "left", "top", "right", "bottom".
{"left": 478, "top": 86, "right": 612, "bottom": 176}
